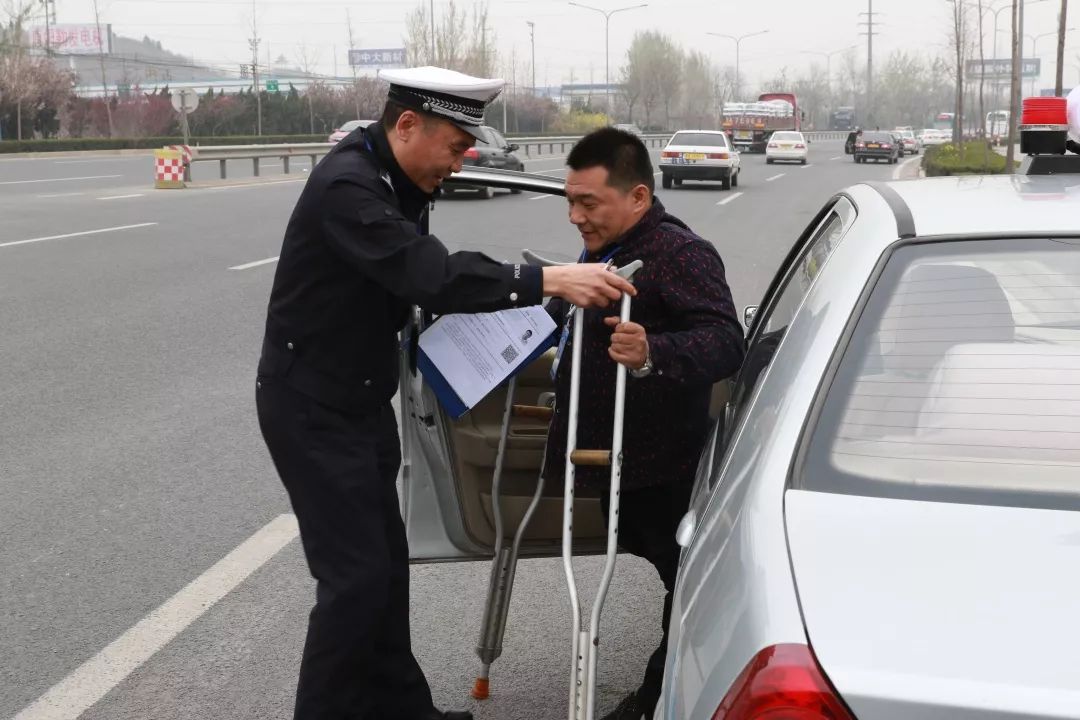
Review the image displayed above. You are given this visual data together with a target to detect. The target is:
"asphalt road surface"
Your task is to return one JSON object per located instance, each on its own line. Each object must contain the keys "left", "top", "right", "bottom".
{"left": 0, "top": 139, "right": 920, "bottom": 720}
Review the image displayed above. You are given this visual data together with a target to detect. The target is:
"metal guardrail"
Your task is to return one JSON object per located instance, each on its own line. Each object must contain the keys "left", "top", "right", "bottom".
{"left": 176, "top": 131, "right": 851, "bottom": 183}
{"left": 509, "top": 133, "right": 672, "bottom": 157}
{"left": 187, "top": 142, "right": 334, "bottom": 180}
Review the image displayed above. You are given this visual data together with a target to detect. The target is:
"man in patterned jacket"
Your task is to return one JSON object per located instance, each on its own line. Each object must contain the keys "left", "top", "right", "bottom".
{"left": 543, "top": 127, "right": 745, "bottom": 720}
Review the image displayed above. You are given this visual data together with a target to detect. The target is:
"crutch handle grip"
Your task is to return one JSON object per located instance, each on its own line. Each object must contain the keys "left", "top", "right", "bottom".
{"left": 613, "top": 259, "right": 644, "bottom": 281}
{"left": 511, "top": 404, "right": 554, "bottom": 421}
{"left": 570, "top": 449, "right": 612, "bottom": 466}
{"left": 522, "top": 249, "right": 572, "bottom": 267}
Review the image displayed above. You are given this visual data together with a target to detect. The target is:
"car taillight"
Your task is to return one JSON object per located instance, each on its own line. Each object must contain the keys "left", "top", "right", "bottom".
{"left": 707, "top": 153, "right": 729, "bottom": 159}
{"left": 881, "top": 144, "right": 892, "bottom": 149}
{"left": 767, "top": 143, "right": 778, "bottom": 149}
{"left": 855, "top": 143, "right": 865, "bottom": 149}
{"left": 711, "top": 645, "right": 856, "bottom": 720}
{"left": 464, "top": 147, "right": 479, "bottom": 159}
{"left": 662, "top": 151, "right": 678, "bottom": 158}
{"left": 795, "top": 143, "right": 806, "bottom": 149}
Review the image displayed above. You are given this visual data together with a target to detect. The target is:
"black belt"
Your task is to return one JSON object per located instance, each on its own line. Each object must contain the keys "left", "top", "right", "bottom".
{"left": 258, "top": 337, "right": 390, "bottom": 413}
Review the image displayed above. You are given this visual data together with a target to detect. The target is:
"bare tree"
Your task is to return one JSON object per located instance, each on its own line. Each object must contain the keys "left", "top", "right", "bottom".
{"left": 404, "top": 0, "right": 468, "bottom": 69}
{"left": 295, "top": 44, "right": 321, "bottom": 131}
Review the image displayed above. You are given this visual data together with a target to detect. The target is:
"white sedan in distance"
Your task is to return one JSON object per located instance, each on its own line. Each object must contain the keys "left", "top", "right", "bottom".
{"left": 766, "top": 131, "right": 809, "bottom": 164}
{"left": 659, "top": 130, "right": 741, "bottom": 190}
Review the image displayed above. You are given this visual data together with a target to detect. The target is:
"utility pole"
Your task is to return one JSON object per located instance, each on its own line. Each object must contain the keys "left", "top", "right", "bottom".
{"left": 430, "top": 0, "right": 436, "bottom": 63}
{"left": 1007, "top": 0, "right": 1022, "bottom": 170}
{"left": 346, "top": 9, "right": 360, "bottom": 118}
{"left": 527, "top": 21, "right": 536, "bottom": 95}
{"left": 858, "top": 0, "right": 879, "bottom": 128}
{"left": 91, "top": 0, "right": 113, "bottom": 138}
{"left": 1056, "top": 0, "right": 1069, "bottom": 94}
{"left": 42, "top": 0, "right": 54, "bottom": 54}
{"left": 250, "top": 0, "right": 262, "bottom": 136}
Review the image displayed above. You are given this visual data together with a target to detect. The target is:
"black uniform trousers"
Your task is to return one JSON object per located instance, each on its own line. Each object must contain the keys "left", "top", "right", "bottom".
{"left": 256, "top": 375, "right": 433, "bottom": 720}
{"left": 600, "top": 479, "right": 693, "bottom": 719}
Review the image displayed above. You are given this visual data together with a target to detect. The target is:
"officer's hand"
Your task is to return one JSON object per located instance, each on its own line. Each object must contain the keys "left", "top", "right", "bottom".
{"left": 542, "top": 264, "right": 636, "bottom": 308}
{"left": 604, "top": 317, "right": 649, "bottom": 369}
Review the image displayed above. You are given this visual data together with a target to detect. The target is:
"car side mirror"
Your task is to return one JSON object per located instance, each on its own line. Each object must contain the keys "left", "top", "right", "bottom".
{"left": 507, "top": 143, "right": 520, "bottom": 152}
{"left": 743, "top": 305, "right": 759, "bottom": 328}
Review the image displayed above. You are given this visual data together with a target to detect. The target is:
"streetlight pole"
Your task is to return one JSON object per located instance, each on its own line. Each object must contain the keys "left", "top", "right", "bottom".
{"left": 800, "top": 45, "right": 857, "bottom": 96}
{"left": 527, "top": 21, "right": 536, "bottom": 95}
{"left": 569, "top": 2, "right": 648, "bottom": 102}
{"left": 707, "top": 30, "right": 769, "bottom": 101}
{"left": 1028, "top": 29, "right": 1073, "bottom": 95}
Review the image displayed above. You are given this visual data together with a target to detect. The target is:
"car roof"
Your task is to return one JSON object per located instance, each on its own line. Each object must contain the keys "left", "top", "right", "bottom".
{"left": 858, "top": 174, "right": 1080, "bottom": 239}
{"left": 671, "top": 129, "right": 725, "bottom": 135}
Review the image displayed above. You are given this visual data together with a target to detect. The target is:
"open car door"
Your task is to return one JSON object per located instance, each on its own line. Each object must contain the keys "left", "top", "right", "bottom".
{"left": 400, "top": 168, "right": 609, "bottom": 562}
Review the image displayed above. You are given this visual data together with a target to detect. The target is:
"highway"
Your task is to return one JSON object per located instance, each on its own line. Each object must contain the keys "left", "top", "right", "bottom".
{"left": 0, "top": 138, "right": 918, "bottom": 720}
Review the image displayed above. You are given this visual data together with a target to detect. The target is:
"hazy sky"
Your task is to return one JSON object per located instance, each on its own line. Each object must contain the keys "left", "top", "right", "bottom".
{"left": 46, "top": 0, "right": 1077, "bottom": 90}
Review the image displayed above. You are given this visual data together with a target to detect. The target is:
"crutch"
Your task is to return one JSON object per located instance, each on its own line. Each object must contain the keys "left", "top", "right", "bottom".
{"left": 563, "top": 259, "right": 644, "bottom": 720}
{"left": 471, "top": 249, "right": 569, "bottom": 700}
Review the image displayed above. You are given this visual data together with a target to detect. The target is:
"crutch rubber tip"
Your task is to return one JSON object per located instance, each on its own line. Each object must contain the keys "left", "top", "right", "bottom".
{"left": 471, "top": 677, "right": 490, "bottom": 700}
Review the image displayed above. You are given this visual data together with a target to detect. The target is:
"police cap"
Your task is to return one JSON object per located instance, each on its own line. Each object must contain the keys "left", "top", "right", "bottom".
{"left": 378, "top": 66, "right": 504, "bottom": 142}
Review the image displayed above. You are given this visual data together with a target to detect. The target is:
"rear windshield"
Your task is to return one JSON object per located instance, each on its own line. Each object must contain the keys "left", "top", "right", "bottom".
{"left": 860, "top": 133, "right": 895, "bottom": 142}
{"left": 670, "top": 132, "right": 728, "bottom": 147}
{"left": 800, "top": 239, "right": 1080, "bottom": 511}
{"left": 772, "top": 132, "right": 803, "bottom": 141}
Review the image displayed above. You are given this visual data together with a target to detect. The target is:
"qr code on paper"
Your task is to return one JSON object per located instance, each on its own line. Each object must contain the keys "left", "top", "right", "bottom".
{"left": 500, "top": 345, "right": 519, "bottom": 364}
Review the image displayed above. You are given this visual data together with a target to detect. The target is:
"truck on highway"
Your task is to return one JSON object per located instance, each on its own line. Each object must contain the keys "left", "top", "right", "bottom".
{"left": 721, "top": 92, "right": 801, "bottom": 152}
{"left": 830, "top": 106, "right": 856, "bottom": 130}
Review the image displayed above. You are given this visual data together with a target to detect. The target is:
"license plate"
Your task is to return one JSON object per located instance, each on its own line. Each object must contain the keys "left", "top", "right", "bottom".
{"left": 868, "top": 143, "right": 880, "bottom": 148}
{"left": 734, "top": 131, "right": 752, "bottom": 139}
{"left": 684, "top": 153, "right": 706, "bottom": 160}
{"left": 781, "top": 144, "right": 793, "bottom": 149}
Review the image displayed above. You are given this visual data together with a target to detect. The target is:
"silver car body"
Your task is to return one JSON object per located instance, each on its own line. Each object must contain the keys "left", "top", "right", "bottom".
{"left": 659, "top": 173, "right": 1080, "bottom": 719}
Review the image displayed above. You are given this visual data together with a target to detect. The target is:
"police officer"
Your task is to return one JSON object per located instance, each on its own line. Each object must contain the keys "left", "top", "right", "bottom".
{"left": 255, "top": 67, "right": 634, "bottom": 720}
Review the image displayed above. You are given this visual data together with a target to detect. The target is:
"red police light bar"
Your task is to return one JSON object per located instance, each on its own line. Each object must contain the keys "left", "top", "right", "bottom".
{"left": 1020, "top": 96, "right": 1070, "bottom": 155}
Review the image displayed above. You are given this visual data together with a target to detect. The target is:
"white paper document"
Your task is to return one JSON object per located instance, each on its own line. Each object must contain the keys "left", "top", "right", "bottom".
{"left": 418, "top": 306, "right": 557, "bottom": 409}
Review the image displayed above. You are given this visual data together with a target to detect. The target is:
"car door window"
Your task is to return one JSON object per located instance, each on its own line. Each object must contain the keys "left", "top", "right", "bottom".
{"left": 711, "top": 201, "right": 851, "bottom": 489}
{"left": 489, "top": 129, "right": 509, "bottom": 149}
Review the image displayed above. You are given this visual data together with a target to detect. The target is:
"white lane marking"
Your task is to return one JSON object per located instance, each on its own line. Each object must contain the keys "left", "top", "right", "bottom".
{"left": 532, "top": 168, "right": 567, "bottom": 176}
{"left": 0, "top": 174, "right": 123, "bottom": 186}
{"left": 98, "top": 193, "right": 145, "bottom": 201}
{"left": 765, "top": 173, "right": 786, "bottom": 182}
{"left": 36, "top": 192, "right": 86, "bottom": 198}
{"left": 229, "top": 255, "right": 280, "bottom": 270}
{"left": 199, "top": 178, "right": 306, "bottom": 191}
{"left": 54, "top": 158, "right": 142, "bottom": 165}
{"left": 893, "top": 154, "right": 921, "bottom": 180}
{"left": 530, "top": 193, "right": 557, "bottom": 200}
{"left": 830, "top": 156, "right": 844, "bottom": 161}
{"left": 716, "top": 191, "right": 744, "bottom": 206}
{"left": 800, "top": 163, "right": 814, "bottom": 169}
{"left": 13, "top": 514, "right": 300, "bottom": 720}
{"left": 0, "top": 222, "right": 157, "bottom": 250}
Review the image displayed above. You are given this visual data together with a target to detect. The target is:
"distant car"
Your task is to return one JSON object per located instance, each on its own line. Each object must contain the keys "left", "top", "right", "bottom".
{"left": 894, "top": 128, "right": 919, "bottom": 155}
{"left": 853, "top": 131, "right": 900, "bottom": 163}
{"left": 765, "top": 131, "right": 808, "bottom": 165}
{"left": 920, "top": 129, "right": 951, "bottom": 147}
{"left": 328, "top": 119, "right": 375, "bottom": 144}
{"left": 443, "top": 125, "right": 526, "bottom": 199}
{"left": 659, "top": 130, "right": 741, "bottom": 190}
{"left": 613, "top": 123, "right": 643, "bottom": 136}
